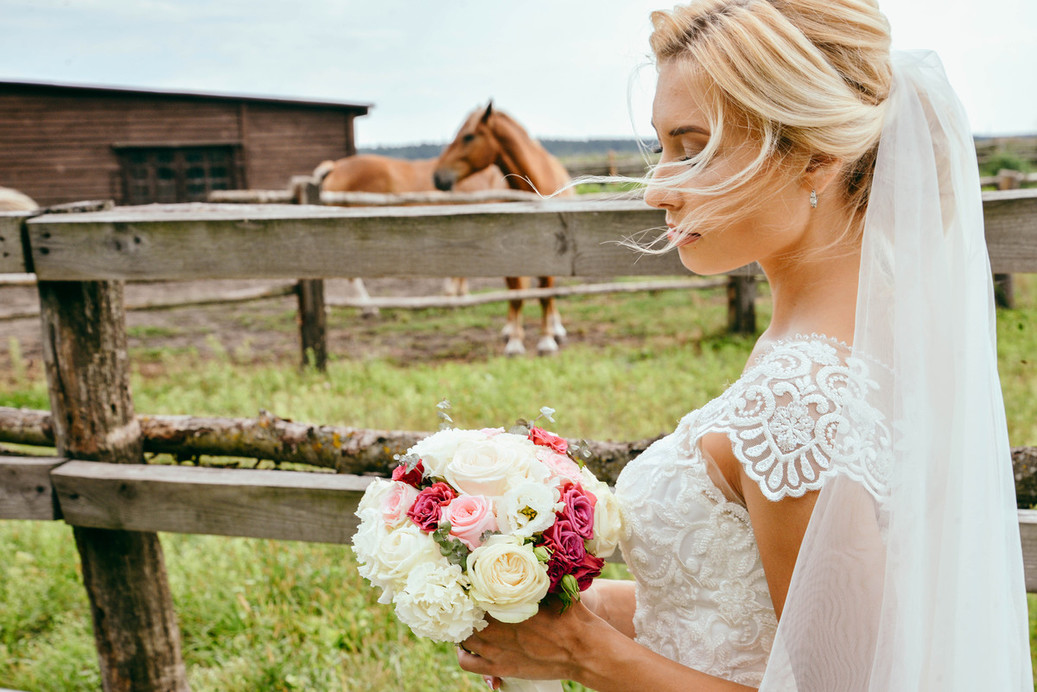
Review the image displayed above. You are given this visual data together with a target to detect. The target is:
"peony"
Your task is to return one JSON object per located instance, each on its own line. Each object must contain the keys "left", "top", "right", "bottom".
{"left": 467, "top": 535, "right": 550, "bottom": 623}
{"left": 409, "top": 428, "right": 489, "bottom": 476}
{"left": 580, "top": 468, "right": 623, "bottom": 558}
{"left": 381, "top": 482, "right": 419, "bottom": 527}
{"left": 537, "top": 448, "right": 584, "bottom": 487}
{"left": 528, "top": 426, "right": 568, "bottom": 454}
{"left": 393, "top": 561, "right": 488, "bottom": 643}
{"left": 495, "top": 480, "right": 562, "bottom": 538}
{"left": 444, "top": 495, "right": 498, "bottom": 550}
{"left": 407, "top": 482, "right": 457, "bottom": 532}
{"left": 559, "top": 483, "right": 596, "bottom": 540}
{"left": 444, "top": 433, "right": 547, "bottom": 497}
{"left": 354, "top": 523, "right": 443, "bottom": 604}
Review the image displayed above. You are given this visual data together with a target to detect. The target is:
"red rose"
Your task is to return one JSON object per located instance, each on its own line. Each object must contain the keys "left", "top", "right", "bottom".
{"left": 559, "top": 483, "right": 596, "bottom": 540}
{"left": 541, "top": 519, "right": 587, "bottom": 590}
{"left": 528, "top": 426, "right": 568, "bottom": 455}
{"left": 406, "top": 482, "right": 456, "bottom": 532}
{"left": 392, "top": 459, "right": 426, "bottom": 488}
{"left": 570, "top": 551, "right": 606, "bottom": 591}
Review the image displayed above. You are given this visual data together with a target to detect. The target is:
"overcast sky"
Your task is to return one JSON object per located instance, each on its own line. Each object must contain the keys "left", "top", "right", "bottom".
{"left": 1, "top": 0, "right": 1034, "bottom": 147}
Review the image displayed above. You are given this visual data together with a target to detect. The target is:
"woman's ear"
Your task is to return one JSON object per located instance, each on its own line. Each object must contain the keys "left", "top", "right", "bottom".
{"left": 805, "top": 155, "right": 843, "bottom": 195}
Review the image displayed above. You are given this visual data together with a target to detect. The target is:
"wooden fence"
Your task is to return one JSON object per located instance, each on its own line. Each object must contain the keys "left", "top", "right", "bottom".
{"left": 1, "top": 190, "right": 1036, "bottom": 690}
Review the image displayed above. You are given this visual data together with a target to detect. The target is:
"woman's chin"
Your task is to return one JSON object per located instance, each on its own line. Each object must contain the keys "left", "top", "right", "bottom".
{"left": 677, "top": 247, "right": 740, "bottom": 276}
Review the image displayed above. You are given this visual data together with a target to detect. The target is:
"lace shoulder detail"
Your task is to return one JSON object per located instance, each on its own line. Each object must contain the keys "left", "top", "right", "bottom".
{"left": 691, "top": 336, "right": 892, "bottom": 502}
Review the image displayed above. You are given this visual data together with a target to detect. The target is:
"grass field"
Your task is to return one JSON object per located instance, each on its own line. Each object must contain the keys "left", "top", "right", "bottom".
{"left": 1, "top": 275, "right": 1035, "bottom": 690}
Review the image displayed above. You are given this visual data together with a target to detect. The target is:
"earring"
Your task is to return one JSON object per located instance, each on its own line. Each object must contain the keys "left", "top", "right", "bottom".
{"left": 809, "top": 189, "right": 818, "bottom": 209}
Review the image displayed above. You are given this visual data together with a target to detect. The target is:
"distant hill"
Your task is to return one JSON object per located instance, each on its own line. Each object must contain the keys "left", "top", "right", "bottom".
{"left": 358, "top": 138, "right": 648, "bottom": 160}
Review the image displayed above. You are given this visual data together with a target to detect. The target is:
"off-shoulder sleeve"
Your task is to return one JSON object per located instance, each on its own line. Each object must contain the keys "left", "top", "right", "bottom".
{"left": 709, "top": 339, "right": 891, "bottom": 502}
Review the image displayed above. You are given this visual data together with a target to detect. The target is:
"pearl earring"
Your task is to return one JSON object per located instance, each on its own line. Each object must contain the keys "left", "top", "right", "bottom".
{"left": 809, "top": 189, "right": 818, "bottom": 209}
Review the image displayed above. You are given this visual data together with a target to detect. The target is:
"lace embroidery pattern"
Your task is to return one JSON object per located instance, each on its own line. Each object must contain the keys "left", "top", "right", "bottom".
{"left": 617, "top": 434, "right": 775, "bottom": 685}
{"left": 679, "top": 337, "right": 892, "bottom": 502}
{"left": 615, "top": 335, "right": 893, "bottom": 684}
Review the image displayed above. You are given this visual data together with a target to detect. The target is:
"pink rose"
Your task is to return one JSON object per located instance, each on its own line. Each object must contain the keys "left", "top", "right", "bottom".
{"left": 540, "top": 519, "right": 587, "bottom": 590}
{"left": 537, "top": 449, "right": 583, "bottom": 486}
{"left": 381, "top": 482, "right": 419, "bottom": 526}
{"left": 406, "top": 482, "right": 457, "bottom": 532}
{"left": 528, "top": 426, "right": 568, "bottom": 454}
{"left": 392, "top": 459, "right": 426, "bottom": 488}
{"left": 559, "top": 483, "right": 596, "bottom": 540}
{"left": 443, "top": 495, "right": 498, "bottom": 550}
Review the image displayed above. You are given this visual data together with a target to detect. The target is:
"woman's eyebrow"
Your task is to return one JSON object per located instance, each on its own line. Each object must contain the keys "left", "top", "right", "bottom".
{"left": 649, "top": 121, "right": 711, "bottom": 138}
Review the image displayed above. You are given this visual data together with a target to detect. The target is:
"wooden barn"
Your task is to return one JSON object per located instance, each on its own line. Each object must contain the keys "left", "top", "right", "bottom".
{"left": 0, "top": 80, "right": 370, "bottom": 207}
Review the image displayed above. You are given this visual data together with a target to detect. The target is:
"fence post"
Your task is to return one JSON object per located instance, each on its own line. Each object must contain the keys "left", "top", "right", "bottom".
{"left": 292, "top": 176, "right": 328, "bottom": 371}
{"left": 37, "top": 280, "right": 189, "bottom": 691}
{"left": 726, "top": 274, "right": 757, "bottom": 334}
{"left": 994, "top": 168, "right": 1022, "bottom": 309}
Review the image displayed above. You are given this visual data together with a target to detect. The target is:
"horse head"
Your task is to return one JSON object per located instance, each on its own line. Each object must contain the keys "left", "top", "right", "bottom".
{"left": 433, "top": 101, "right": 501, "bottom": 191}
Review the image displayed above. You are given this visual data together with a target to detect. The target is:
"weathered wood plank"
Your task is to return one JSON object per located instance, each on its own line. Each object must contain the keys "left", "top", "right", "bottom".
{"left": 0, "top": 211, "right": 31, "bottom": 274}
{"left": 43, "top": 460, "right": 1037, "bottom": 581}
{"left": 0, "top": 456, "right": 65, "bottom": 520}
{"left": 983, "top": 189, "right": 1037, "bottom": 273}
{"left": 23, "top": 201, "right": 675, "bottom": 280}
{"left": 1019, "top": 510, "right": 1037, "bottom": 593}
{"left": 24, "top": 192, "right": 1037, "bottom": 281}
{"left": 52, "top": 460, "right": 376, "bottom": 543}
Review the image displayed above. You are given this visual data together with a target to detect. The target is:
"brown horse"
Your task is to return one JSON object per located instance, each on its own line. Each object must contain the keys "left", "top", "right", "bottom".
{"left": 314, "top": 154, "right": 507, "bottom": 298}
{"left": 433, "top": 102, "right": 571, "bottom": 356}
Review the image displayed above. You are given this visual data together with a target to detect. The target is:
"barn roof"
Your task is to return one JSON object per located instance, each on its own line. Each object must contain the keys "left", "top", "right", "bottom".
{"left": 0, "top": 78, "right": 372, "bottom": 113}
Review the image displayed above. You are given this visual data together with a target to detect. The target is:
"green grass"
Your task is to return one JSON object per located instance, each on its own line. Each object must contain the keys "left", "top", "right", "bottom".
{"left": 0, "top": 277, "right": 1035, "bottom": 690}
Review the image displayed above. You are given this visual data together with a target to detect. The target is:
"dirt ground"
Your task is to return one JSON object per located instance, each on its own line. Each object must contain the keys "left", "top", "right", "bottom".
{"left": 0, "top": 277, "right": 603, "bottom": 377}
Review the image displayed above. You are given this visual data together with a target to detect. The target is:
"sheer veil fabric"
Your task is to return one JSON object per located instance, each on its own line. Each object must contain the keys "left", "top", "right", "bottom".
{"left": 758, "top": 51, "right": 1032, "bottom": 690}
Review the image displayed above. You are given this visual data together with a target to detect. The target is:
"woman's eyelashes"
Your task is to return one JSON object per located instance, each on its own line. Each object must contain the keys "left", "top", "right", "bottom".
{"left": 652, "top": 142, "right": 697, "bottom": 163}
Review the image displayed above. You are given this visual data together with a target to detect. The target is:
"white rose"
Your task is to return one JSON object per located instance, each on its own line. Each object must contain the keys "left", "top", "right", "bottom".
{"left": 410, "top": 429, "right": 489, "bottom": 477}
{"left": 580, "top": 468, "right": 623, "bottom": 558}
{"left": 495, "top": 480, "right": 562, "bottom": 538}
{"left": 353, "top": 523, "right": 442, "bottom": 604}
{"left": 393, "top": 561, "right": 488, "bottom": 643}
{"left": 356, "top": 478, "right": 395, "bottom": 519}
{"left": 467, "top": 535, "right": 549, "bottom": 623}
{"left": 444, "top": 433, "right": 546, "bottom": 497}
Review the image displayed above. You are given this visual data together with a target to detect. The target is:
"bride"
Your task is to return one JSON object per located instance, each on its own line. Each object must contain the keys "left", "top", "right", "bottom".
{"left": 456, "top": 0, "right": 1032, "bottom": 689}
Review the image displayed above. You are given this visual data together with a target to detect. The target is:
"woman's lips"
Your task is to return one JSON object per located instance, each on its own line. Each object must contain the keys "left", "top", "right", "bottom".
{"left": 667, "top": 225, "right": 701, "bottom": 246}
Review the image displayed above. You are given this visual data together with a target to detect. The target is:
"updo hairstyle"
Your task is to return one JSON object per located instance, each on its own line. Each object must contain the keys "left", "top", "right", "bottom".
{"left": 647, "top": 0, "right": 893, "bottom": 248}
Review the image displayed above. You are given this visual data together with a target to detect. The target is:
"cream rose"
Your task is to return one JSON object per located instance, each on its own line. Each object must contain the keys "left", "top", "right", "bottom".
{"left": 495, "top": 480, "right": 562, "bottom": 538}
{"left": 467, "top": 535, "right": 549, "bottom": 623}
{"left": 393, "top": 561, "right": 487, "bottom": 643}
{"left": 354, "top": 523, "right": 443, "bottom": 604}
{"left": 444, "top": 433, "right": 546, "bottom": 497}
{"left": 356, "top": 478, "right": 395, "bottom": 520}
{"left": 580, "top": 467, "right": 623, "bottom": 558}
{"left": 409, "top": 428, "right": 489, "bottom": 477}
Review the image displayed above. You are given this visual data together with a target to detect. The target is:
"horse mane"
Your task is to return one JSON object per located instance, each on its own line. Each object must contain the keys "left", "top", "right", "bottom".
{"left": 484, "top": 110, "right": 571, "bottom": 197}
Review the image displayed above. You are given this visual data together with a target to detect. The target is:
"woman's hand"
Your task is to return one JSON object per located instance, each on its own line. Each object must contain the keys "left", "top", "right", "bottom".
{"left": 456, "top": 597, "right": 606, "bottom": 684}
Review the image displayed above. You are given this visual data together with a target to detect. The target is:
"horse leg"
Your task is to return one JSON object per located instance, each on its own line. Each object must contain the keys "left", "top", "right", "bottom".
{"left": 503, "top": 276, "right": 527, "bottom": 356}
{"left": 536, "top": 276, "right": 565, "bottom": 355}
{"left": 443, "top": 277, "right": 469, "bottom": 297}
{"left": 349, "top": 278, "right": 379, "bottom": 318}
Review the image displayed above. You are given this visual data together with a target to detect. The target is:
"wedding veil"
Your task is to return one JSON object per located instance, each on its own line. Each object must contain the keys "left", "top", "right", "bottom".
{"left": 758, "top": 51, "right": 1033, "bottom": 690}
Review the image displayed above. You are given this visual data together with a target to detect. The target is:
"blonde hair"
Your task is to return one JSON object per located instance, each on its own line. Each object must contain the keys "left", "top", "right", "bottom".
{"left": 640, "top": 0, "right": 892, "bottom": 252}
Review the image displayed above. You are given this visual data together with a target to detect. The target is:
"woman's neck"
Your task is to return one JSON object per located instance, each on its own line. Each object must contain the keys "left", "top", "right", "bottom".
{"left": 759, "top": 211, "right": 862, "bottom": 346}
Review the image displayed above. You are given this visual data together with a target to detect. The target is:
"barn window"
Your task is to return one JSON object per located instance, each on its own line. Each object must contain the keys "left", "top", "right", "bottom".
{"left": 114, "top": 144, "right": 243, "bottom": 204}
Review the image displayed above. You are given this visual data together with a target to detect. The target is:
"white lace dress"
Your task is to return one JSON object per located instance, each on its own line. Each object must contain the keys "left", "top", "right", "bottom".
{"left": 615, "top": 336, "right": 885, "bottom": 687}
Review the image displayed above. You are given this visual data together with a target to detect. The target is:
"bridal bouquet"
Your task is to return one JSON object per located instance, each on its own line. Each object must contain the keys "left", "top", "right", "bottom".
{"left": 351, "top": 407, "right": 622, "bottom": 651}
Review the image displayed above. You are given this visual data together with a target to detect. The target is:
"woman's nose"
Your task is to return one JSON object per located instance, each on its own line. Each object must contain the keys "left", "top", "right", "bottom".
{"left": 643, "top": 176, "right": 677, "bottom": 210}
